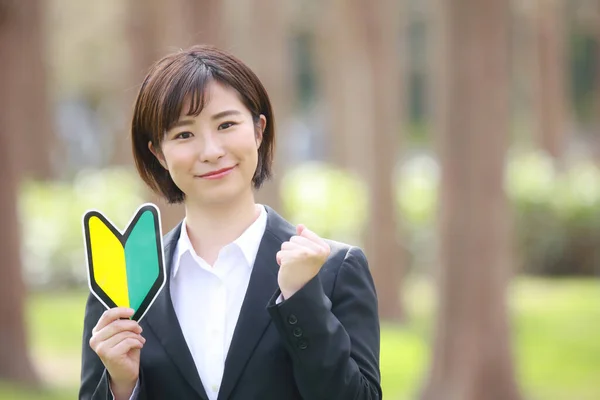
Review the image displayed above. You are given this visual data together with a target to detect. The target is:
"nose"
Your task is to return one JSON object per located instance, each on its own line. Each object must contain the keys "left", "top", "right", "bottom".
{"left": 199, "top": 133, "right": 225, "bottom": 163}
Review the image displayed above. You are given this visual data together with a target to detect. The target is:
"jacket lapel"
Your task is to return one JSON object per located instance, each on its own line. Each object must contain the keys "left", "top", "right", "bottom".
{"left": 145, "top": 223, "right": 209, "bottom": 400}
{"left": 217, "top": 207, "right": 294, "bottom": 400}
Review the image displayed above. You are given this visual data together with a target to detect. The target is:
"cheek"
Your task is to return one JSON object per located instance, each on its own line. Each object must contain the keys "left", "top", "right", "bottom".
{"left": 162, "top": 146, "right": 195, "bottom": 172}
{"left": 230, "top": 131, "right": 260, "bottom": 160}
{"left": 242, "top": 138, "right": 260, "bottom": 167}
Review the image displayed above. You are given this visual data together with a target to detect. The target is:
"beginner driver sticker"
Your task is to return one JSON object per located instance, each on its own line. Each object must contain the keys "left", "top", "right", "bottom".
{"left": 83, "top": 203, "right": 166, "bottom": 321}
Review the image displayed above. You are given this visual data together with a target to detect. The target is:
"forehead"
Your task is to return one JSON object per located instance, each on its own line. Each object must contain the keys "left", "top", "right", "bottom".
{"left": 179, "top": 80, "right": 248, "bottom": 119}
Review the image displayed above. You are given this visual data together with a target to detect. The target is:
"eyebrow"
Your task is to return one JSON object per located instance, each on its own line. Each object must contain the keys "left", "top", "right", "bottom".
{"left": 211, "top": 110, "right": 243, "bottom": 120}
{"left": 170, "top": 119, "right": 195, "bottom": 129}
{"left": 170, "top": 110, "right": 243, "bottom": 130}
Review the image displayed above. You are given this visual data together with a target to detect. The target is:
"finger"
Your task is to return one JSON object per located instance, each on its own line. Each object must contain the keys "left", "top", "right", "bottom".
{"left": 91, "top": 319, "right": 142, "bottom": 347}
{"left": 276, "top": 249, "right": 289, "bottom": 265}
{"left": 276, "top": 249, "right": 297, "bottom": 265}
{"left": 289, "top": 235, "right": 322, "bottom": 252}
{"left": 95, "top": 331, "right": 145, "bottom": 358}
{"left": 277, "top": 249, "right": 296, "bottom": 263}
{"left": 110, "top": 337, "right": 144, "bottom": 358}
{"left": 277, "top": 247, "right": 309, "bottom": 266}
{"left": 104, "top": 331, "right": 146, "bottom": 351}
{"left": 100, "top": 337, "right": 145, "bottom": 361}
{"left": 93, "top": 307, "right": 135, "bottom": 334}
{"left": 299, "top": 228, "right": 329, "bottom": 251}
{"left": 281, "top": 240, "right": 306, "bottom": 251}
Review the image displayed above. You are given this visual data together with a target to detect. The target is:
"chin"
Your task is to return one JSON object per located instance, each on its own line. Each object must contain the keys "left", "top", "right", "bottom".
{"left": 193, "top": 183, "right": 248, "bottom": 207}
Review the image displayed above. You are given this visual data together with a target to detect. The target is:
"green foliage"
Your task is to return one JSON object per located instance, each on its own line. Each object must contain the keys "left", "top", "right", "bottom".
{"left": 19, "top": 167, "right": 145, "bottom": 288}
{"left": 281, "top": 161, "right": 369, "bottom": 245}
{"left": 507, "top": 152, "right": 600, "bottom": 275}
{"left": 396, "top": 155, "right": 439, "bottom": 229}
{"left": 281, "top": 151, "right": 600, "bottom": 276}
{"left": 20, "top": 151, "right": 600, "bottom": 290}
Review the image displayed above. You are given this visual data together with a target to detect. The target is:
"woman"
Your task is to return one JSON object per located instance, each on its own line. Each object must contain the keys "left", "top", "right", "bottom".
{"left": 79, "top": 45, "right": 381, "bottom": 400}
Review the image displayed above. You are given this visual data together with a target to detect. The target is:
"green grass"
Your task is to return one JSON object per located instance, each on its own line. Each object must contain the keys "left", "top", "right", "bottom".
{"left": 28, "top": 290, "right": 87, "bottom": 356}
{"left": 1, "top": 278, "right": 598, "bottom": 400}
{"left": 510, "top": 279, "right": 600, "bottom": 400}
{"left": 0, "top": 384, "right": 74, "bottom": 400}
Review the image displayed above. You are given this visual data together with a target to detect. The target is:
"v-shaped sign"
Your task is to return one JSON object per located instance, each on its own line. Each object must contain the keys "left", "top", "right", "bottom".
{"left": 82, "top": 203, "right": 166, "bottom": 321}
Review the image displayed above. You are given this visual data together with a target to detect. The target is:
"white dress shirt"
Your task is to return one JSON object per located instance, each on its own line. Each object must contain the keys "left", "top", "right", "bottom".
{"left": 170, "top": 204, "right": 267, "bottom": 399}
{"left": 116, "top": 204, "right": 268, "bottom": 400}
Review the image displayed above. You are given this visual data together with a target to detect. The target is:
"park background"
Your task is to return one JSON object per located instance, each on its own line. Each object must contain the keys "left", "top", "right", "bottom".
{"left": 1, "top": 0, "right": 599, "bottom": 399}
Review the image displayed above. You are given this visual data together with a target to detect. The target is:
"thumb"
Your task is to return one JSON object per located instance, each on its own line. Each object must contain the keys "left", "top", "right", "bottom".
{"left": 296, "top": 224, "right": 306, "bottom": 235}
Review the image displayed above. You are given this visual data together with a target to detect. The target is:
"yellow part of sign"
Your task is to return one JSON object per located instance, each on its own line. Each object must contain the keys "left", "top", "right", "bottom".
{"left": 89, "top": 216, "right": 130, "bottom": 308}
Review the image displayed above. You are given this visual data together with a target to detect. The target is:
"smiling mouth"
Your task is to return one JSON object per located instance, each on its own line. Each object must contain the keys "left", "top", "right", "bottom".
{"left": 197, "top": 166, "right": 236, "bottom": 179}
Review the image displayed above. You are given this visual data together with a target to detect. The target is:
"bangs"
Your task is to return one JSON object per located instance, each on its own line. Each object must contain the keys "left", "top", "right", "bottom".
{"left": 156, "top": 59, "right": 215, "bottom": 140}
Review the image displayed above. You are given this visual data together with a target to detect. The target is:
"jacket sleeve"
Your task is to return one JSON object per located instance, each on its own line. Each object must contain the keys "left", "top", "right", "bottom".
{"left": 79, "top": 293, "right": 147, "bottom": 400}
{"left": 267, "top": 247, "right": 382, "bottom": 400}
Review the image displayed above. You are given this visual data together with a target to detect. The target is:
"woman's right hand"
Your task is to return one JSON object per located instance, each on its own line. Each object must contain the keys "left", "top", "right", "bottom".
{"left": 89, "top": 307, "right": 145, "bottom": 399}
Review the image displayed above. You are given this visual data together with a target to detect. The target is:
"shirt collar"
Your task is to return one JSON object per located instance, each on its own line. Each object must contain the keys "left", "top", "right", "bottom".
{"left": 172, "top": 205, "right": 268, "bottom": 278}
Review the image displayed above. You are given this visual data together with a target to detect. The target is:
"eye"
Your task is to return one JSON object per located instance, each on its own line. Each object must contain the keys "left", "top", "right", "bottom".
{"left": 175, "top": 131, "right": 193, "bottom": 139}
{"left": 218, "top": 121, "right": 237, "bottom": 130}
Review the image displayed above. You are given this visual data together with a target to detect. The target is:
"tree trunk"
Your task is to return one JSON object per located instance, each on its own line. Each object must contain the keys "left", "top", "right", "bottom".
{"left": 0, "top": 133, "right": 39, "bottom": 385}
{"left": 421, "top": 0, "right": 522, "bottom": 398}
{"left": 0, "top": 3, "right": 39, "bottom": 380}
{"left": 315, "top": 0, "right": 405, "bottom": 321}
{"left": 595, "top": 0, "right": 600, "bottom": 156}
{"left": 314, "top": 0, "right": 370, "bottom": 169}
{"left": 0, "top": 0, "right": 54, "bottom": 180}
{"left": 359, "top": 0, "right": 406, "bottom": 322}
{"left": 534, "top": 0, "right": 569, "bottom": 160}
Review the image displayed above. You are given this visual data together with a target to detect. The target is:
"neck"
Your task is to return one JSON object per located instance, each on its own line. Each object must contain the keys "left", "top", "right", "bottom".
{"left": 183, "top": 192, "right": 260, "bottom": 264}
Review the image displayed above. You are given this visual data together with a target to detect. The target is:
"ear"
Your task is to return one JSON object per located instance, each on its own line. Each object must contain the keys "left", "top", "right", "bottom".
{"left": 148, "top": 141, "right": 168, "bottom": 170}
{"left": 255, "top": 114, "right": 266, "bottom": 148}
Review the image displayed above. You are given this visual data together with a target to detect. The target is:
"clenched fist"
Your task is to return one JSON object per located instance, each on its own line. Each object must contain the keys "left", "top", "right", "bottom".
{"left": 276, "top": 224, "right": 331, "bottom": 300}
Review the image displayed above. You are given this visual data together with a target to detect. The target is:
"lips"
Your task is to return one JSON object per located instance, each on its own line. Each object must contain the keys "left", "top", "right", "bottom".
{"left": 198, "top": 166, "right": 235, "bottom": 178}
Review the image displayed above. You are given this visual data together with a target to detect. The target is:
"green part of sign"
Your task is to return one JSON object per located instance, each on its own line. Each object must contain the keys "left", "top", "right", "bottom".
{"left": 124, "top": 210, "right": 161, "bottom": 313}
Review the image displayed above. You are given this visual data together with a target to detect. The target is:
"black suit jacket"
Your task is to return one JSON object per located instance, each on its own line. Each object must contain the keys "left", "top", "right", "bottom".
{"left": 79, "top": 207, "right": 382, "bottom": 400}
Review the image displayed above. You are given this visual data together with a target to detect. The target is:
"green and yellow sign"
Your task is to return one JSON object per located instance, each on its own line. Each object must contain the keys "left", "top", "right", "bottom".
{"left": 83, "top": 204, "right": 165, "bottom": 321}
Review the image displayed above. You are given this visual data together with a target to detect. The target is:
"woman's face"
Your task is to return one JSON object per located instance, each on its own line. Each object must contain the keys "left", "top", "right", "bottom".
{"left": 152, "top": 81, "right": 265, "bottom": 206}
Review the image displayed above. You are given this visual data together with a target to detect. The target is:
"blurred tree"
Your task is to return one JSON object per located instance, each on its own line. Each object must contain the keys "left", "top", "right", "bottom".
{"left": 597, "top": 1, "right": 600, "bottom": 137}
{"left": 534, "top": 0, "right": 570, "bottom": 161}
{"left": 124, "top": 0, "right": 226, "bottom": 231}
{"left": 511, "top": 0, "right": 537, "bottom": 141}
{"left": 221, "top": 0, "right": 293, "bottom": 211}
{"left": 593, "top": 0, "right": 600, "bottom": 143}
{"left": 0, "top": 2, "right": 39, "bottom": 381}
{"left": 314, "top": 0, "right": 405, "bottom": 321}
{"left": 0, "top": 0, "right": 54, "bottom": 179}
{"left": 0, "top": 132, "right": 38, "bottom": 385}
{"left": 126, "top": 0, "right": 183, "bottom": 232}
{"left": 422, "top": 0, "right": 522, "bottom": 398}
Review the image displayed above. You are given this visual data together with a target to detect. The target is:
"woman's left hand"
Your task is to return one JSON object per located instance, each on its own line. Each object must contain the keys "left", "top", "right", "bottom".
{"left": 276, "top": 224, "right": 331, "bottom": 300}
